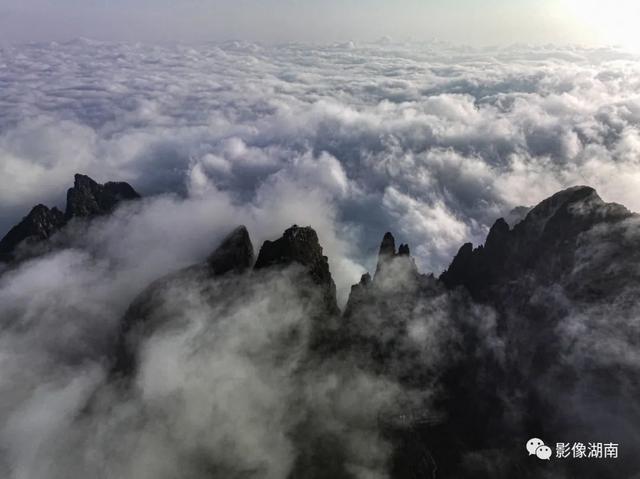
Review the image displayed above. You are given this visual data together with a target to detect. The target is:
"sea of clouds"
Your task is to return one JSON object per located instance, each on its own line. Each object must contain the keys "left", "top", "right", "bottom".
{"left": 2, "top": 39, "right": 640, "bottom": 282}
{"left": 1, "top": 39, "right": 640, "bottom": 478}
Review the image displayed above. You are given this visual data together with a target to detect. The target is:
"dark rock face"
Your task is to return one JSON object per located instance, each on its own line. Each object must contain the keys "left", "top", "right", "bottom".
{"left": 440, "top": 186, "right": 632, "bottom": 301}
{"left": 375, "top": 231, "right": 415, "bottom": 278}
{"left": 82, "top": 186, "right": 640, "bottom": 478}
{"left": 11, "top": 181, "right": 638, "bottom": 478}
{"left": 255, "top": 225, "right": 339, "bottom": 315}
{"left": 411, "top": 186, "right": 640, "bottom": 478}
{"left": 113, "top": 226, "right": 257, "bottom": 376}
{"left": 342, "top": 233, "right": 455, "bottom": 478}
{"left": 65, "top": 174, "right": 140, "bottom": 219}
{"left": 254, "top": 225, "right": 330, "bottom": 281}
{"left": 505, "top": 205, "right": 531, "bottom": 227}
{"left": 114, "top": 224, "right": 341, "bottom": 376}
{"left": 371, "top": 232, "right": 419, "bottom": 294}
{"left": 207, "top": 225, "right": 254, "bottom": 276}
{"left": 111, "top": 224, "right": 366, "bottom": 479}
{"left": 336, "top": 186, "right": 640, "bottom": 479}
{"left": 378, "top": 231, "right": 396, "bottom": 261}
{"left": 0, "top": 205, "right": 66, "bottom": 262}
{"left": 343, "top": 232, "right": 441, "bottom": 370}
{"left": 0, "top": 174, "right": 140, "bottom": 263}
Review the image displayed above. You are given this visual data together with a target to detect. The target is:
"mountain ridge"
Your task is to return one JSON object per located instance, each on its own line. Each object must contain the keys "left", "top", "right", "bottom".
{"left": 0, "top": 174, "right": 140, "bottom": 263}
{"left": 2, "top": 175, "right": 639, "bottom": 478}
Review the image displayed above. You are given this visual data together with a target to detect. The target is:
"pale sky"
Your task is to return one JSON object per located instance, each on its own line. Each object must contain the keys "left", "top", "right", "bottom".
{"left": 0, "top": 0, "right": 639, "bottom": 48}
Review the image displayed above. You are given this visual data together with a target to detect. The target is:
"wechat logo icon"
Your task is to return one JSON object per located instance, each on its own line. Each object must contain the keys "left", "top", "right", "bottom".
{"left": 527, "top": 438, "right": 552, "bottom": 460}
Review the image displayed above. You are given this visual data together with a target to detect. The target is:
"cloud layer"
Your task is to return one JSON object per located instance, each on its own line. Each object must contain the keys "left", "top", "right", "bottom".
{"left": 2, "top": 40, "right": 640, "bottom": 478}
{"left": 2, "top": 40, "right": 640, "bottom": 280}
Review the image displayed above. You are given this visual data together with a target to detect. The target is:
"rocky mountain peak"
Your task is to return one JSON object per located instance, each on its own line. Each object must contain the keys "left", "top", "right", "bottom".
{"left": 379, "top": 232, "right": 396, "bottom": 257}
{"left": 254, "top": 224, "right": 338, "bottom": 314}
{"left": 254, "top": 225, "right": 326, "bottom": 277}
{"left": 0, "top": 174, "right": 140, "bottom": 263}
{"left": 207, "top": 225, "right": 254, "bottom": 276}
{"left": 9, "top": 181, "right": 633, "bottom": 479}
{"left": 374, "top": 231, "right": 417, "bottom": 281}
{"left": 66, "top": 173, "right": 140, "bottom": 219}
{"left": 525, "top": 185, "right": 597, "bottom": 216}
{"left": 0, "top": 204, "right": 66, "bottom": 262}
{"left": 24, "top": 182, "right": 637, "bottom": 479}
{"left": 484, "top": 217, "right": 509, "bottom": 250}
{"left": 440, "top": 185, "right": 633, "bottom": 300}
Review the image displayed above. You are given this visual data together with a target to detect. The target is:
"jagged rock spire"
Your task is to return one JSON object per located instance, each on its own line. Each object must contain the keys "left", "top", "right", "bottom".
{"left": 440, "top": 242, "right": 474, "bottom": 291}
{"left": 254, "top": 225, "right": 330, "bottom": 283}
{"left": 254, "top": 225, "right": 339, "bottom": 314}
{"left": 66, "top": 173, "right": 140, "bottom": 219}
{"left": 374, "top": 231, "right": 417, "bottom": 280}
{"left": 0, "top": 174, "right": 140, "bottom": 263}
{"left": 343, "top": 272, "right": 372, "bottom": 318}
{"left": 0, "top": 205, "right": 66, "bottom": 262}
{"left": 379, "top": 232, "right": 396, "bottom": 257}
{"left": 375, "top": 232, "right": 396, "bottom": 276}
{"left": 207, "top": 225, "right": 254, "bottom": 276}
{"left": 440, "top": 185, "right": 632, "bottom": 300}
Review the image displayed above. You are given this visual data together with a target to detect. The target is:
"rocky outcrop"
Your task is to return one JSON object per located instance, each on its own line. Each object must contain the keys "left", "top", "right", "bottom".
{"left": 6, "top": 180, "right": 640, "bottom": 478}
{"left": 374, "top": 231, "right": 415, "bottom": 279}
{"left": 113, "top": 225, "right": 256, "bottom": 376}
{"left": 207, "top": 225, "right": 254, "bottom": 276}
{"left": 440, "top": 186, "right": 633, "bottom": 301}
{"left": 95, "top": 186, "right": 640, "bottom": 478}
{"left": 338, "top": 186, "right": 640, "bottom": 479}
{"left": 0, "top": 205, "right": 66, "bottom": 262}
{"left": 65, "top": 174, "right": 140, "bottom": 219}
{"left": 114, "top": 224, "right": 341, "bottom": 375}
{"left": 0, "top": 174, "right": 140, "bottom": 263}
{"left": 421, "top": 186, "right": 640, "bottom": 478}
{"left": 254, "top": 225, "right": 331, "bottom": 281}
{"left": 255, "top": 225, "right": 339, "bottom": 315}
{"left": 342, "top": 232, "right": 441, "bottom": 374}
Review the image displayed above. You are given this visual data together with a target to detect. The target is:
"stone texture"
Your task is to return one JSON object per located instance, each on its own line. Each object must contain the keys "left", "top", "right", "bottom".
{"left": 207, "top": 225, "right": 254, "bottom": 276}
{"left": 0, "top": 205, "right": 66, "bottom": 262}
{"left": 0, "top": 174, "right": 140, "bottom": 263}
{"left": 65, "top": 173, "right": 140, "bottom": 219}
{"left": 254, "top": 224, "right": 339, "bottom": 315}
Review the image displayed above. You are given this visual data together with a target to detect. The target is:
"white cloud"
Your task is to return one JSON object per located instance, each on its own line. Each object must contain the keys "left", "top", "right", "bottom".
{"left": 2, "top": 40, "right": 640, "bottom": 479}
{"left": 1, "top": 41, "right": 640, "bottom": 272}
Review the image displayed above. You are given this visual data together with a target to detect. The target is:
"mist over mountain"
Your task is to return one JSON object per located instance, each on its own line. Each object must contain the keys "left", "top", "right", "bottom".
{"left": 1, "top": 173, "right": 639, "bottom": 478}
{"left": 2, "top": 40, "right": 640, "bottom": 479}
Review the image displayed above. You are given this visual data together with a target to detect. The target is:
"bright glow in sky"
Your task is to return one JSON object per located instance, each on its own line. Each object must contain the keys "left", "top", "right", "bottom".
{"left": 560, "top": 0, "right": 640, "bottom": 50}
{"left": 0, "top": 0, "right": 639, "bottom": 48}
